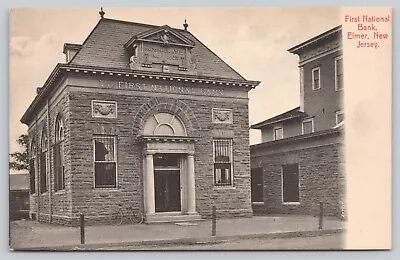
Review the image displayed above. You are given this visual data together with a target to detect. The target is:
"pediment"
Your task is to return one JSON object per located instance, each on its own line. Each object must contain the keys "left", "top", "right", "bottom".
{"left": 125, "top": 25, "right": 195, "bottom": 49}
{"left": 125, "top": 25, "right": 197, "bottom": 75}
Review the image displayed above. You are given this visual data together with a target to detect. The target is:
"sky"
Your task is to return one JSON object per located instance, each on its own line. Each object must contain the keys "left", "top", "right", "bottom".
{"left": 9, "top": 7, "right": 340, "bottom": 154}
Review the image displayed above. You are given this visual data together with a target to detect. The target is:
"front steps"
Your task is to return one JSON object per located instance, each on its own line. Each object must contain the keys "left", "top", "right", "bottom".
{"left": 146, "top": 212, "right": 203, "bottom": 224}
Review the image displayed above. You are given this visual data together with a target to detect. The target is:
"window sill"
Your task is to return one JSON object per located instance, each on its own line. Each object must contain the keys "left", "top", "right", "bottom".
{"left": 213, "top": 185, "right": 236, "bottom": 190}
{"left": 39, "top": 192, "right": 49, "bottom": 196}
{"left": 282, "top": 202, "right": 300, "bottom": 205}
{"left": 93, "top": 188, "right": 120, "bottom": 192}
{"left": 54, "top": 189, "right": 66, "bottom": 195}
{"left": 252, "top": 201, "right": 265, "bottom": 205}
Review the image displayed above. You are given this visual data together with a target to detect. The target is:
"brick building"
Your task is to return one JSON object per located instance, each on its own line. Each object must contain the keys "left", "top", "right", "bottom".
{"left": 21, "top": 16, "right": 259, "bottom": 225}
{"left": 250, "top": 26, "right": 345, "bottom": 217}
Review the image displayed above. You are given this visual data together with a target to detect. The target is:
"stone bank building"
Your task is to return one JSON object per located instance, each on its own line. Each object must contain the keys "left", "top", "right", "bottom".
{"left": 21, "top": 16, "right": 260, "bottom": 225}
{"left": 250, "top": 26, "right": 345, "bottom": 218}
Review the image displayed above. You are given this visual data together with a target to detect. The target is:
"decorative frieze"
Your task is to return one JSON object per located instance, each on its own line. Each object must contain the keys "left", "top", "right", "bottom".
{"left": 92, "top": 100, "right": 117, "bottom": 118}
{"left": 212, "top": 108, "right": 233, "bottom": 124}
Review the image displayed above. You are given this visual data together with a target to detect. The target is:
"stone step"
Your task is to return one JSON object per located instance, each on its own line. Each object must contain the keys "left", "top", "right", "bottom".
{"left": 146, "top": 213, "right": 203, "bottom": 224}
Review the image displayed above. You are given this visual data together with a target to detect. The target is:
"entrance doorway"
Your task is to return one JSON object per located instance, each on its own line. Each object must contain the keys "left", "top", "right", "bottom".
{"left": 153, "top": 154, "right": 181, "bottom": 213}
{"left": 155, "top": 170, "right": 181, "bottom": 212}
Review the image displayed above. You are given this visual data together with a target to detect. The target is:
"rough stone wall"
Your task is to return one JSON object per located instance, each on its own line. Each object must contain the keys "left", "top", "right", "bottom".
{"left": 27, "top": 86, "right": 72, "bottom": 225}
{"left": 251, "top": 131, "right": 345, "bottom": 217}
{"left": 68, "top": 82, "right": 253, "bottom": 224}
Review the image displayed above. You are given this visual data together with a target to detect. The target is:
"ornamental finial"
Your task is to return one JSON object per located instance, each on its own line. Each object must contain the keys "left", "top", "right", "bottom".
{"left": 99, "top": 7, "right": 105, "bottom": 19}
{"left": 183, "top": 18, "right": 188, "bottom": 31}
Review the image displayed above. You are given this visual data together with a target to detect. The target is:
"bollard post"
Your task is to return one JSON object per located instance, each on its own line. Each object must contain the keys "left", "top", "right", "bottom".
{"left": 80, "top": 214, "right": 85, "bottom": 245}
{"left": 318, "top": 202, "right": 323, "bottom": 230}
{"left": 211, "top": 206, "right": 216, "bottom": 236}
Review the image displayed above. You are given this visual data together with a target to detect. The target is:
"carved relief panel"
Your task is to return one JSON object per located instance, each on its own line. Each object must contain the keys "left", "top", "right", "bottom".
{"left": 212, "top": 108, "right": 233, "bottom": 124}
{"left": 92, "top": 100, "right": 117, "bottom": 118}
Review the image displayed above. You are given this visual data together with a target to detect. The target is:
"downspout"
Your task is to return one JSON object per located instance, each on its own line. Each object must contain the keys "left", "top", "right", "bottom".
{"left": 35, "top": 116, "right": 40, "bottom": 221}
{"left": 47, "top": 99, "right": 52, "bottom": 223}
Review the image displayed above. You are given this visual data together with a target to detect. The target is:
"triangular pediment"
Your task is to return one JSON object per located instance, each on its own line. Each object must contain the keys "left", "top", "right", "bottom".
{"left": 125, "top": 25, "right": 195, "bottom": 49}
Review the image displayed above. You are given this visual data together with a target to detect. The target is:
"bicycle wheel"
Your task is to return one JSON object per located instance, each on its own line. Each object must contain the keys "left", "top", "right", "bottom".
{"left": 112, "top": 209, "right": 123, "bottom": 225}
{"left": 136, "top": 213, "right": 144, "bottom": 224}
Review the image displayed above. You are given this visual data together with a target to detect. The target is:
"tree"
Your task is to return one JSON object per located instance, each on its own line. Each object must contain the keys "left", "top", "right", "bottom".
{"left": 9, "top": 134, "right": 29, "bottom": 171}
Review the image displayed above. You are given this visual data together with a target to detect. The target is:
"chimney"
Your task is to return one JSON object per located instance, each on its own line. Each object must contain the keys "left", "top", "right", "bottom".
{"left": 63, "top": 43, "right": 82, "bottom": 63}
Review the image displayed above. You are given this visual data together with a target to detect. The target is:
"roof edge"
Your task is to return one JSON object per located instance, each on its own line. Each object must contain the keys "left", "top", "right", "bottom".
{"left": 20, "top": 63, "right": 260, "bottom": 125}
{"left": 250, "top": 107, "right": 304, "bottom": 129}
{"left": 287, "top": 25, "right": 342, "bottom": 54}
{"left": 250, "top": 128, "right": 343, "bottom": 149}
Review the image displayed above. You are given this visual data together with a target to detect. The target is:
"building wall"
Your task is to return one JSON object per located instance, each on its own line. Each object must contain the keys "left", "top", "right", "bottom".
{"left": 261, "top": 119, "right": 303, "bottom": 143}
{"left": 302, "top": 50, "right": 343, "bottom": 131}
{"left": 66, "top": 75, "right": 253, "bottom": 224}
{"left": 27, "top": 80, "right": 73, "bottom": 225}
{"left": 251, "top": 130, "right": 345, "bottom": 217}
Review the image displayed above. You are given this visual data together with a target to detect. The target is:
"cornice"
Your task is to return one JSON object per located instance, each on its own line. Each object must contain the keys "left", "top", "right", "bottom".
{"left": 21, "top": 63, "right": 260, "bottom": 125}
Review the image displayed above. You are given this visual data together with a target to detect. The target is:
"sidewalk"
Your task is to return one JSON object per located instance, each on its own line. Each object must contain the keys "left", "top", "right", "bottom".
{"left": 9, "top": 215, "right": 346, "bottom": 250}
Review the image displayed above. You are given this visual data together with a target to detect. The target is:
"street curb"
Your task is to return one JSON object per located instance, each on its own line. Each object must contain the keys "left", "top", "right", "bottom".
{"left": 14, "top": 228, "right": 346, "bottom": 251}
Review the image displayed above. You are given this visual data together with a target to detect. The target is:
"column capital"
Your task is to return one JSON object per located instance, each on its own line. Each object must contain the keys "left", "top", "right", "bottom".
{"left": 187, "top": 151, "right": 195, "bottom": 156}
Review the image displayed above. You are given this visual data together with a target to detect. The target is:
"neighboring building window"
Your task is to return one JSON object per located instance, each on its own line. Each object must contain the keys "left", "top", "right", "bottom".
{"left": 311, "top": 67, "right": 321, "bottom": 90}
{"left": 29, "top": 139, "right": 36, "bottom": 194}
{"left": 273, "top": 126, "right": 283, "bottom": 140}
{"left": 336, "top": 110, "right": 344, "bottom": 125}
{"left": 54, "top": 115, "right": 65, "bottom": 191}
{"left": 302, "top": 118, "right": 314, "bottom": 134}
{"left": 213, "top": 139, "right": 233, "bottom": 186}
{"left": 335, "top": 56, "right": 343, "bottom": 91}
{"left": 282, "top": 164, "right": 300, "bottom": 203}
{"left": 94, "top": 135, "right": 117, "bottom": 188}
{"left": 40, "top": 128, "right": 48, "bottom": 193}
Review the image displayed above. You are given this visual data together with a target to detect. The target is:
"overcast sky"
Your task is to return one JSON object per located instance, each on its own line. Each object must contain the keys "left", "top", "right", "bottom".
{"left": 9, "top": 7, "right": 340, "bottom": 154}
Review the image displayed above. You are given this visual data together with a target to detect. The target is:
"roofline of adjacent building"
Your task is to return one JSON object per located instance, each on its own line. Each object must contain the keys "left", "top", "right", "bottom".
{"left": 250, "top": 128, "right": 343, "bottom": 150}
{"left": 20, "top": 63, "right": 260, "bottom": 125}
{"left": 287, "top": 25, "right": 342, "bottom": 54}
{"left": 250, "top": 106, "right": 305, "bottom": 129}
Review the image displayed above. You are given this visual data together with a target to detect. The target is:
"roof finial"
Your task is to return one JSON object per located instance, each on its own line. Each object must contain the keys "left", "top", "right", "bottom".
{"left": 183, "top": 18, "right": 188, "bottom": 31}
{"left": 99, "top": 7, "right": 105, "bottom": 19}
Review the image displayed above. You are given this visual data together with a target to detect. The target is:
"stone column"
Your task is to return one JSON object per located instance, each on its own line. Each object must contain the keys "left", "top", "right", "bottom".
{"left": 145, "top": 152, "right": 155, "bottom": 215}
{"left": 187, "top": 153, "right": 196, "bottom": 214}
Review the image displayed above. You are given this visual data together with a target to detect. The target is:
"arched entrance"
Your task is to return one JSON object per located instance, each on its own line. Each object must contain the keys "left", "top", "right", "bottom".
{"left": 141, "top": 112, "right": 200, "bottom": 223}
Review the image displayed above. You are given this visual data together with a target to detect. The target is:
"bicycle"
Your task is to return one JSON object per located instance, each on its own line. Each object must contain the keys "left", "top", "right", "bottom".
{"left": 111, "top": 203, "right": 144, "bottom": 225}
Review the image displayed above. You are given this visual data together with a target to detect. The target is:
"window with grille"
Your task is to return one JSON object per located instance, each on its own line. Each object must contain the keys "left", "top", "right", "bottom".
{"left": 54, "top": 115, "right": 65, "bottom": 191}
{"left": 94, "top": 136, "right": 117, "bottom": 188}
{"left": 39, "top": 129, "right": 47, "bottom": 193}
{"left": 213, "top": 139, "right": 233, "bottom": 186}
{"left": 312, "top": 67, "right": 321, "bottom": 90}
{"left": 335, "top": 57, "right": 343, "bottom": 91}
{"left": 282, "top": 164, "right": 300, "bottom": 203}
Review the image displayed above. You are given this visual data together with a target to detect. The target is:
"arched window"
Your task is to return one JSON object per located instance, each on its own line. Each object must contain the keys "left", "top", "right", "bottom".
{"left": 143, "top": 112, "right": 187, "bottom": 136}
{"left": 54, "top": 115, "right": 65, "bottom": 191}
{"left": 39, "top": 128, "right": 48, "bottom": 193}
{"left": 29, "top": 139, "right": 37, "bottom": 194}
